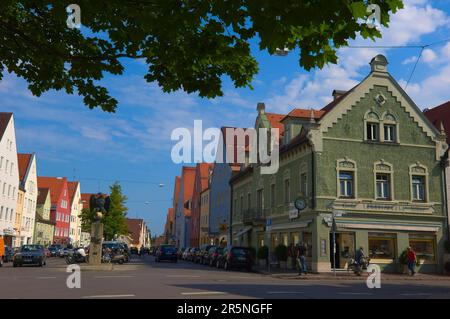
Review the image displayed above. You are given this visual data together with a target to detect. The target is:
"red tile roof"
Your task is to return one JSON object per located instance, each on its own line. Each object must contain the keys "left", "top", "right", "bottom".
{"left": 0, "top": 112, "right": 13, "bottom": 141}
{"left": 37, "top": 188, "right": 50, "bottom": 205}
{"left": 265, "top": 113, "right": 286, "bottom": 137}
{"left": 81, "top": 193, "right": 94, "bottom": 210}
{"left": 17, "top": 153, "right": 32, "bottom": 183}
{"left": 182, "top": 166, "right": 196, "bottom": 218}
{"left": 67, "top": 181, "right": 80, "bottom": 206}
{"left": 37, "top": 177, "right": 67, "bottom": 205}
{"left": 126, "top": 218, "right": 144, "bottom": 246}
{"left": 281, "top": 109, "right": 326, "bottom": 122}
{"left": 173, "top": 176, "right": 181, "bottom": 208}
{"left": 424, "top": 101, "right": 450, "bottom": 144}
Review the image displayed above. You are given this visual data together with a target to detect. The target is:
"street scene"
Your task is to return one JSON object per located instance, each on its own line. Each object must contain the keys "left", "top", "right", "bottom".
{"left": 1, "top": 0, "right": 450, "bottom": 302}
{"left": 1, "top": 252, "right": 450, "bottom": 299}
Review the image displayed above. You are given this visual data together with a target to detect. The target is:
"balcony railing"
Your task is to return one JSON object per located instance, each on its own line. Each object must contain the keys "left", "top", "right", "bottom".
{"left": 242, "top": 208, "right": 266, "bottom": 225}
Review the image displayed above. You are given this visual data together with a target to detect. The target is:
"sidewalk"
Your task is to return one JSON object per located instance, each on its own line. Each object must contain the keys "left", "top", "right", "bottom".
{"left": 254, "top": 265, "right": 450, "bottom": 281}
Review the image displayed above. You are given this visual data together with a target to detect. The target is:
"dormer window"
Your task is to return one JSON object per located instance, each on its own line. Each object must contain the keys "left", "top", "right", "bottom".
{"left": 384, "top": 124, "right": 396, "bottom": 142}
{"left": 381, "top": 113, "right": 398, "bottom": 143}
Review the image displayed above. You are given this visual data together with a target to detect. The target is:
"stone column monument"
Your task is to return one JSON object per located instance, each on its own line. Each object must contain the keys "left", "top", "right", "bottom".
{"left": 88, "top": 193, "right": 110, "bottom": 265}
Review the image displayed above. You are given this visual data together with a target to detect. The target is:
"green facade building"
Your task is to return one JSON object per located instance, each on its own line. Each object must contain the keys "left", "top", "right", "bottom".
{"left": 230, "top": 55, "right": 448, "bottom": 273}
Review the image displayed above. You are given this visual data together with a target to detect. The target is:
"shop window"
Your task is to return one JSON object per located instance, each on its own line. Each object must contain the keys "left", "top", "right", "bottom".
{"left": 409, "top": 236, "right": 435, "bottom": 262}
{"left": 368, "top": 234, "right": 396, "bottom": 260}
{"left": 303, "top": 232, "right": 313, "bottom": 258}
{"left": 281, "top": 233, "right": 288, "bottom": 246}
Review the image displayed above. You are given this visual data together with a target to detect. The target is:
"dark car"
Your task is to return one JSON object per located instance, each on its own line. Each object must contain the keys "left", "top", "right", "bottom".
{"left": 155, "top": 245, "right": 177, "bottom": 263}
{"left": 130, "top": 247, "right": 138, "bottom": 255}
{"left": 217, "top": 246, "right": 254, "bottom": 271}
{"left": 197, "top": 244, "right": 214, "bottom": 264}
{"left": 3, "top": 245, "right": 14, "bottom": 263}
{"left": 59, "top": 247, "right": 74, "bottom": 258}
{"left": 13, "top": 245, "right": 47, "bottom": 267}
{"left": 48, "top": 244, "right": 62, "bottom": 257}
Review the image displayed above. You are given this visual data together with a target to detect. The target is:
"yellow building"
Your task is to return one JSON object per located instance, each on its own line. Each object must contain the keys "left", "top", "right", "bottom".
{"left": 33, "top": 188, "right": 55, "bottom": 246}
{"left": 14, "top": 188, "right": 25, "bottom": 247}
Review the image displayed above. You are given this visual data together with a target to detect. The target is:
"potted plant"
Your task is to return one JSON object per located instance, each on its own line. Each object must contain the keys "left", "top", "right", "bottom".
{"left": 275, "top": 244, "right": 288, "bottom": 269}
{"left": 257, "top": 246, "right": 268, "bottom": 267}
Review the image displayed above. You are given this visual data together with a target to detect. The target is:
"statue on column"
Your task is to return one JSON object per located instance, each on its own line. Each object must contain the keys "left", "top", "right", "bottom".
{"left": 89, "top": 193, "right": 110, "bottom": 265}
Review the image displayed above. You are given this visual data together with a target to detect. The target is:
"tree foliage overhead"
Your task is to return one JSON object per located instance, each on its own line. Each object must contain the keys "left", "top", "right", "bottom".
{"left": 0, "top": 0, "right": 403, "bottom": 112}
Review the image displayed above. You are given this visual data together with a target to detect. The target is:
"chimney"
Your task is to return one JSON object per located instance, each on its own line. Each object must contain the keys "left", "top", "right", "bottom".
{"left": 332, "top": 90, "right": 347, "bottom": 101}
{"left": 257, "top": 102, "right": 265, "bottom": 115}
{"left": 370, "top": 54, "right": 388, "bottom": 73}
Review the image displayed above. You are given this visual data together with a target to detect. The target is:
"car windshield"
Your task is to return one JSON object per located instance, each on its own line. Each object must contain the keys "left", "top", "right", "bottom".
{"left": 21, "top": 245, "right": 43, "bottom": 252}
{"left": 231, "top": 248, "right": 249, "bottom": 256}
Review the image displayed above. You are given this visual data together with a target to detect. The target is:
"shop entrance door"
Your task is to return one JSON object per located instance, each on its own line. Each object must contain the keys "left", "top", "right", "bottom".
{"left": 330, "top": 232, "right": 355, "bottom": 269}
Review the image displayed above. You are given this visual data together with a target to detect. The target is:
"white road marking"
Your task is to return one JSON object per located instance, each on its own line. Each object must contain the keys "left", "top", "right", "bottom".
{"left": 181, "top": 291, "right": 227, "bottom": 296}
{"left": 82, "top": 294, "right": 135, "bottom": 299}
{"left": 400, "top": 293, "right": 432, "bottom": 296}
{"left": 167, "top": 275, "right": 200, "bottom": 278}
{"left": 267, "top": 291, "right": 304, "bottom": 294}
{"left": 94, "top": 275, "right": 134, "bottom": 278}
{"left": 338, "top": 292, "right": 373, "bottom": 295}
{"left": 229, "top": 276, "right": 255, "bottom": 279}
{"left": 36, "top": 276, "right": 57, "bottom": 279}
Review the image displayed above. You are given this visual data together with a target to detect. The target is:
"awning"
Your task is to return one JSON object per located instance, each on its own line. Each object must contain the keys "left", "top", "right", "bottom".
{"left": 234, "top": 227, "right": 252, "bottom": 238}
{"left": 269, "top": 220, "right": 312, "bottom": 231}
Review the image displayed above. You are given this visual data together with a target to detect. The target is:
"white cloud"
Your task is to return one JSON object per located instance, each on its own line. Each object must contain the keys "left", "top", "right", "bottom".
{"left": 442, "top": 41, "right": 450, "bottom": 58}
{"left": 402, "top": 56, "right": 418, "bottom": 65}
{"left": 422, "top": 48, "right": 437, "bottom": 63}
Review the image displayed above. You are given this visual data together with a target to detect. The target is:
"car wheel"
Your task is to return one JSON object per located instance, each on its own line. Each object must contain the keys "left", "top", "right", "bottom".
{"left": 118, "top": 259, "right": 124, "bottom": 265}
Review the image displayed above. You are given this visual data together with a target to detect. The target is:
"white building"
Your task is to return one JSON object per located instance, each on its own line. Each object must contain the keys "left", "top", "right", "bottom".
{"left": 0, "top": 113, "right": 20, "bottom": 247}
{"left": 68, "top": 181, "right": 82, "bottom": 246}
{"left": 17, "top": 153, "right": 38, "bottom": 245}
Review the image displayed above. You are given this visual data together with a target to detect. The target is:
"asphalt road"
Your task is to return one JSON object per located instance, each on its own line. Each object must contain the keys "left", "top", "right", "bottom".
{"left": 1, "top": 255, "right": 450, "bottom": 299}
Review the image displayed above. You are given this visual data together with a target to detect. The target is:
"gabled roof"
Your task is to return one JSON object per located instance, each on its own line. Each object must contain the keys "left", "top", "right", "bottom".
{"left": 81, "top": 193, "right": 94, "bottom": 210}
{"left": 173, "top": 176, "right": 181, "bottom": 208}
{"left": 424, "top": 101, "right": 450, "bottom": 144}
{"left": 0, "top": 112, "right": 13, "bottom": 142}
{"left": 37, "top": 188, "right": 50, "bottom": 205}
{"left": 181, "top": 166, "right": 196, "bottom": 217}
{"left": 126, "top": 218, "right": 144, "bottom": 245}
{"left": 67, "top": 181, "right": 80, "bottom": 206}
{"left": 37, "top": 177, "right": 67, "bottom": 205}
{"left": 17, "top": 153, "right": 32, "bottom": 183}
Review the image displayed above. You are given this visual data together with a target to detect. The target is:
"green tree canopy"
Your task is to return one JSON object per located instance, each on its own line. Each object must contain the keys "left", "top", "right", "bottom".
{"left": 103, "top": 182, "right": 129, "bottom": 240}
{"left": 0, "top": 1, "right": 403, "bottom": 112}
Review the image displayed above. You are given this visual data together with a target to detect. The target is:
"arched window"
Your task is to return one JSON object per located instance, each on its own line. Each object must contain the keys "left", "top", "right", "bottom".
{"left": 364, "top": 111, "right": 380, "bottom": 141}
{"left": 381, "top": 112, "right": 399, "bottom": 143}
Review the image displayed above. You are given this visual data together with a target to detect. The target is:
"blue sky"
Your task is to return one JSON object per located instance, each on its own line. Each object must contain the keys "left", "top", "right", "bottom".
{"left": 1, "top": 0, "right": 449, "bottom": 236}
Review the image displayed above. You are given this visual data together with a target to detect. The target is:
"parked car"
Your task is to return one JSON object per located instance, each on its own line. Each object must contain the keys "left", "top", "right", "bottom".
{"left": 48, "top": 244, "right": 62, "bottom": 257}
{"left": 208, "top": 246, "right": 224, "bottom": 267}
{"left": 155, "top": 245, "right": 177, "bottom": 263}
{"left": 13, "top": 244, "right": 47, "bottom": 267}
{"left": 3, "top": 245, "right": 14, "bottom": 263}
{"left": 217, "top": 246, "right": 254, "bottom": 271}
{"left": 197, "top": 245, "right": 214, "bottom": 264}
{"left": 187, "top": 247, "right": 199, "bottom": 262}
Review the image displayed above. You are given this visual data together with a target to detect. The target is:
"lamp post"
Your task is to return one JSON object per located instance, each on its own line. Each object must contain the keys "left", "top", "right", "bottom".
{"left": 328, "top": 202, "right": 345, "bottom": 277}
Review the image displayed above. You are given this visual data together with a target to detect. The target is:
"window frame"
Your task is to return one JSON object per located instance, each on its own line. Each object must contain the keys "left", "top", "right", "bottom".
{"left": 336, "top": 158, "right": 357, "bottom": 199}
{"left": 373, "top": 161, "right": 394, "bottom": 201}
{"left": 409, "top": 164, "right": 429, "bottom": 203}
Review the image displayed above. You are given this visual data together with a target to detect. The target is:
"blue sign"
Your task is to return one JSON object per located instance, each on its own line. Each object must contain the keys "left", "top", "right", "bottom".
{"left": 266, "top": 218, "right": 272, "bottom": 226}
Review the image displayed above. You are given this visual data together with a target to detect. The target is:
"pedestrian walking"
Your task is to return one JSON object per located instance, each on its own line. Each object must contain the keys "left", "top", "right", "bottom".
{"left": 297, "top": 243, "right": 307, "bottom": 275}
{"left": 139, "top": 245, "right": 145, "bottom": 258}
{"left": 354, "top": 246, "right": 366, "bottom": 276}
{"left": 407, "top": 246, "right": 417, "bottom": 276}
